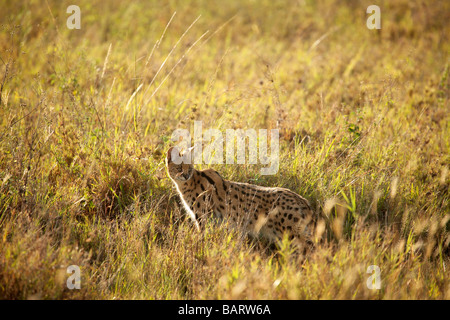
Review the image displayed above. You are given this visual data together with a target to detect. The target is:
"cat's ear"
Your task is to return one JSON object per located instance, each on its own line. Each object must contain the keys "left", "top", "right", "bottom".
{"left": 167, "top": 146, "right": 183, "bottom": 164}
{"left": 179, "top": 145, "right": 195, "bottom": 161}
{"left": 166, "top": 146, "right": 176, "bottom": 164}
{"left": 181, "top": 147, "right": 195, "bottom": 167}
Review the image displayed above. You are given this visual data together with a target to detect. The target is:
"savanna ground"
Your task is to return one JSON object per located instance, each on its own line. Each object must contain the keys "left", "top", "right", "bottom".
{"left": 0, "top": 0, "right": 449, "bottom": 300}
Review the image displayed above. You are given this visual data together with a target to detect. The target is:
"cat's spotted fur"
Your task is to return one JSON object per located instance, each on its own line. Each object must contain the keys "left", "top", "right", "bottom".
{"left": 166, "top": 147, "right": 316, "bottom": 246}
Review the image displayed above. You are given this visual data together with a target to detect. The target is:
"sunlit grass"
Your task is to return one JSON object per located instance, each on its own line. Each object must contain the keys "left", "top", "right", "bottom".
{"left": 0, "top": 0, "right": 449, "bottom": 299}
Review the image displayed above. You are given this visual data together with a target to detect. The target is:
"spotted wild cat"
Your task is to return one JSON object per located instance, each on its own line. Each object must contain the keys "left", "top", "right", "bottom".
{"left": 166, "top": 146, "right": 316, "bottom": 247}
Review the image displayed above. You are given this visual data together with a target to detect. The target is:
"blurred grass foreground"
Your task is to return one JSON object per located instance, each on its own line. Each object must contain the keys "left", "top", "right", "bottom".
{"left": 0, "top": 0, "right": 449, "bottom": 299}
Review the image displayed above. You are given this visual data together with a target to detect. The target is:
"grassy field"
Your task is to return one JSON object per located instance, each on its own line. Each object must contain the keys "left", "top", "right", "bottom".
{"left": 0, "top": 0, "right": 449, "bottom": 299}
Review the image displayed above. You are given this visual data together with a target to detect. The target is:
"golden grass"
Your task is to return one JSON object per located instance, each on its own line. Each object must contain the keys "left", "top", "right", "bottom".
{"left": 0, "top": 0, "right": 449, "bottom": 299}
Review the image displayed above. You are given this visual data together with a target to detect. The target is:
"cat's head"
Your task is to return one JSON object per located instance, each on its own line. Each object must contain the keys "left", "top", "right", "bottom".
{"left": 165, "top": 146, "right": 194, "bottom": 182}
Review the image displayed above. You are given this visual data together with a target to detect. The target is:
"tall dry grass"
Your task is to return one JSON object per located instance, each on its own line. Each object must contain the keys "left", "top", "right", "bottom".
{"left": 0, "top": 0, "right": 449, "bottom": 299}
